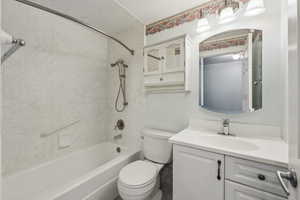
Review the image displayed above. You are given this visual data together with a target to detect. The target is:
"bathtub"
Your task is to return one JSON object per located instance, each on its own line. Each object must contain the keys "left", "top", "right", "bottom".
{"left": 3, "top": 142, "right": 140, "bottom": 200}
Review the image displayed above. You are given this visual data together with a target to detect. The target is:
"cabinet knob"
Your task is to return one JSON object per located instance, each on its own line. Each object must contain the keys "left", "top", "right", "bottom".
{"left": 160, "top": 77, "right": 163, "bottom": 81}
{"left": 257, "top": 174, "right": 266, "bottom": 181}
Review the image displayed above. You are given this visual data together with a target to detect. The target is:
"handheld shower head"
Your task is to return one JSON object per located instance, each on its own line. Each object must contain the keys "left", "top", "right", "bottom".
{"left": 111, "top": 59, "right": 122, "bottom": 67}
{"left": 111, "top": 59, "right": 128, "bottom": 68}
{"left": 111, "top": 59, "right": 128, "bottom": 112}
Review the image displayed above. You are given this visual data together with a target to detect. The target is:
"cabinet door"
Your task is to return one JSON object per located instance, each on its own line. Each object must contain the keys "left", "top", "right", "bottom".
{"left": 144, "top": 47, "right": 162, "bottom": 75}
{"left": 162, "top": 38, "right": 185, "bottom": 73}
{"left": 226, "top": 181, "right": 286, "bottom": 200}
{"left": 173, "top": 145, "right": 224, "bottom": 200}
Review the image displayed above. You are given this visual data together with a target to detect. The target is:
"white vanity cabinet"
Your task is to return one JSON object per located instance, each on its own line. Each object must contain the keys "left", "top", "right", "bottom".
{"left": 143, "top": 35, "right": 192, "bottom": 92}
{"left": 173, "top": 145, "right": 288, "bottom": 200}
{"left": 173, "top": 145, "right": 224, "bottom": 200}
{"left": 226, "top": 181, "right": 286, "bottom": 200}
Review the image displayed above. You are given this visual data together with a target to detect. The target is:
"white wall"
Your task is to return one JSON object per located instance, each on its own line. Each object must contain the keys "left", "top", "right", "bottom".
{"left": 281, "top": 0, "right": 289, "bottom": 141}
{"left": 145, "top": 0, "right": 288, "bottom": 138}
{"left": 2, "top": 0, "right": 110, "bottom": 175}
{"left": 0, "top": 0, "right": 288, "bottom": 178}
{"left": 1, "top": 0, "right": 2, "bottom": 197}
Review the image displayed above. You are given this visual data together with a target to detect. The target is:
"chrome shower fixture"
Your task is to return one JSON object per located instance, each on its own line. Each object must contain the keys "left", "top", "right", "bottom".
{"left": 13, "top": 0, "right": 134, "bottom": 55}
{"left": 1, "top": 38, "right": 26, "bottom": 63}
{"left": 112, "top": 59, "right": 128, "bottom": 112}
{"left": 111, "top": 59, "right": 128, "bottom": 68}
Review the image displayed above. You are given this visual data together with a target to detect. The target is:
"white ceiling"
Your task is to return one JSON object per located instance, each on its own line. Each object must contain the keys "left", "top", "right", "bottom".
{"left": 115, "top": 0, "right": 210, "bottom": 24}
{"left": 30, "top": 0, "right": 210, "bottom": 34}
{"left": 32, "top": 0, "right": 141, "bottom": 34}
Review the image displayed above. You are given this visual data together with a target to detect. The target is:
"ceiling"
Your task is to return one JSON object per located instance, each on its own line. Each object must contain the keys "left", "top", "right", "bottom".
{"left": 29, "top": 0, "right": 210, "bottom": 34}
{"left": 115, "top": 0, "right": 211, "bottom": 24}
{"left": 31, "top": 0, "right": 140, "bottom": 34}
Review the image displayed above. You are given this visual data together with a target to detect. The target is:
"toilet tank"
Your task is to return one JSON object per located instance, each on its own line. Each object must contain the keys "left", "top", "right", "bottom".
{"left": 142, "top": 128, "right": 174, "bottom": 164}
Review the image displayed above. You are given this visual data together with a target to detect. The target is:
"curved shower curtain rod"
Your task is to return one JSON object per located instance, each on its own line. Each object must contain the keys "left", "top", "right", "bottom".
{"left": 13, "top": 0, "right": 135, "bottom": 55}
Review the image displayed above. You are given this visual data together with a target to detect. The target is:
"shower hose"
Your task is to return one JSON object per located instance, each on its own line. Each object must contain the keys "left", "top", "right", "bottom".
{"left": 115, "top": 63, "right": 128, "bottom": 112}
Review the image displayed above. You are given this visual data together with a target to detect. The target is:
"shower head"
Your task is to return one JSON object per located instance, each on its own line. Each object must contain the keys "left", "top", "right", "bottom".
{"left": 112, "top": 58, "right": 128, "bottom": 112}
{"left": 111, "top": 59, "right": 128, "bottom": 68}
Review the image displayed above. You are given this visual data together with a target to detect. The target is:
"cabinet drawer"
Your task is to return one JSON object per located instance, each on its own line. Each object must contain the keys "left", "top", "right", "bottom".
{"left": 225, "top": 157, "right": 287, "bottom": 197}
{"left": 226, "top": 181, "right": 286, "bottom": 200}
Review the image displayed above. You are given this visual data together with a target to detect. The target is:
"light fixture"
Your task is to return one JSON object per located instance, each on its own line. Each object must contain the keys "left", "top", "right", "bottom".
{"left": 244, "top": 0, "right": 266, "bottom": 17}
{"left": 232, "top": 53, "right": 241, "bottom": 60}
{"left": 197, "top": 9, "right": 210, "bottom": 33}
{"left": 232, "top": 52, "right": 245, "bottom": 60}
{"left": 219, "top": 0, "right": 236, "bottom": 24}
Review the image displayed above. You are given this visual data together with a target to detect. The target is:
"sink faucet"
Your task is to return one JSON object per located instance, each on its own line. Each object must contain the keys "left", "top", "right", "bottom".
{"left": 223, "top": 119, "right": 230, "bottom": 135}
{"left": 218, "top": 119, "right": 234, "bottom": 136}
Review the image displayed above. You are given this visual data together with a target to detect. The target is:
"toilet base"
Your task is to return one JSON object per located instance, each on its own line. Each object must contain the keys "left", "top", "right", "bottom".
{"left": 117, "top": 190, "right": 162, "bottom": 200}
{"left": 151, "top": 189, "right": 162, "bottom": 200}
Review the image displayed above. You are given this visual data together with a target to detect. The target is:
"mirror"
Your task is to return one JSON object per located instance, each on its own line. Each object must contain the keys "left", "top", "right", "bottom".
{"left": 199, "top": 29, "right": 262, "bottom": 114}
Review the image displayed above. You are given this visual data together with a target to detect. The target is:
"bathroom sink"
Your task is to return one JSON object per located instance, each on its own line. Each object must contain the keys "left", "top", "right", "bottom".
{"left": 169, "top": 129, "right": 288, "bottom": 167}
{"left": 195, "top": 134, "right": 259, "bottom": 151}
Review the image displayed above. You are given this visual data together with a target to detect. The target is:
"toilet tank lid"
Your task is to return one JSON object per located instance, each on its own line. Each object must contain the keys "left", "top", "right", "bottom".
{"left": 142, "top": 128, "right": 175, "bottom": 139}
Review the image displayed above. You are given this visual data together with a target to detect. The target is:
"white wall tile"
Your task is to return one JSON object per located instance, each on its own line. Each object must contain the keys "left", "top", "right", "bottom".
{"left": 2, "top": 0, "right": 110, "bottom": 175}
{"left": 108, "top": 23, "right": 145, "bottom": 152}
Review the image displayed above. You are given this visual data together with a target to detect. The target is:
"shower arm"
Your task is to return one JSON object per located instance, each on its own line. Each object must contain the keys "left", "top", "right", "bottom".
{"left": 1, "top": 39, "right": 25, "bottom": 63}
{"left": 13, "top": 0, "right": 135, "bottom": 56}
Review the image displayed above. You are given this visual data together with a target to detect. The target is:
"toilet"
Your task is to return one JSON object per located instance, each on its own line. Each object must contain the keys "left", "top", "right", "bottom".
{"left": 117, "top": 128, "right": 173, "bottom": 200}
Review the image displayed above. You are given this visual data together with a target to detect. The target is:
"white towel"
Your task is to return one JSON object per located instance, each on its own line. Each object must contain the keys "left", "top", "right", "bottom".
{"left": 0, "top": 29, "right": 13, "bottom": 45}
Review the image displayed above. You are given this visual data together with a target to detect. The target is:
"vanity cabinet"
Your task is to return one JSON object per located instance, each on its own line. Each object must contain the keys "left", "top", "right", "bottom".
{"left": 226, "top": 181, "right": 286, "bottom": 200}
{"left": 225, "top": 156, "right": 287, "bottom": 196}
{"left": 173, "top": 145, "right": 224, "bottom": 200}
{"left": 143, "top": 35, "right": 192, "bottom": 93}
{"left": 173, "top": 145, "right": 288, "bottom": 200}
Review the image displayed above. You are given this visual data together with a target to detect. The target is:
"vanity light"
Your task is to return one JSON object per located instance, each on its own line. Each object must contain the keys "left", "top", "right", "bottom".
{"left": 219, "top": 0, "right": 236, "bottom": 24}
{"left": 232, "top": 51, "right": 246, "bottom": 60}
{"left": 197, "top": 18, "right": 210, "bottom": 33}
{"left": 232, "top": 53, "right": 241, "bottom": 60}
{"left": 244, "top": 0, "right": 266, "bottom": 17}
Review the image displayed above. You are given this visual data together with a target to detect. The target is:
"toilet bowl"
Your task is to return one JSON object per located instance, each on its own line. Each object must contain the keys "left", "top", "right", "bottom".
{"left": 118, "top": 160, "right": 163, "bottom": 200}
{"left": 117, "top": 129, "right": 173, "bottom": 200}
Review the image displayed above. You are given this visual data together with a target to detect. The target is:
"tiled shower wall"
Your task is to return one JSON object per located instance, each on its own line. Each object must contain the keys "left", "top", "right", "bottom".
{"left": 107, "top": 22, "right": 145, "bottom": 152}
{"left": 2, "top": 0, "right": 110, "bottom": 175}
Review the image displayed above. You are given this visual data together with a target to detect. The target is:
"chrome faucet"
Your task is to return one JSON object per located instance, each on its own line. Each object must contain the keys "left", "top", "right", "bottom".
{"left": 218, "top": 119, "right": 234, "bottom": 136}
{"left": 223, "top": 119, "right": 230, "bottom": 135}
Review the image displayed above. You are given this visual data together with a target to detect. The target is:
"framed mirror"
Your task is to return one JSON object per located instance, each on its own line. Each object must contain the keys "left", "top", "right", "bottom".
{"left": 199, "top": 29, "right": 262, "bottom": 114}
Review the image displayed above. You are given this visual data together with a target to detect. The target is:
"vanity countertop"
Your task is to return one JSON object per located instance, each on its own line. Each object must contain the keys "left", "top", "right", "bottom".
{"left": 169, "top": 129, "right": 288, "bottom": 168}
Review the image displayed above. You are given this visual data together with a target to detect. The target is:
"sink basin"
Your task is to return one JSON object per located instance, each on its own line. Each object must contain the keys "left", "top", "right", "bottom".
{"left": 196, "top": 134, "right": 258, "bottom": 151}
{"left": 169, "top": 129, "right": 288, "bottom": 166}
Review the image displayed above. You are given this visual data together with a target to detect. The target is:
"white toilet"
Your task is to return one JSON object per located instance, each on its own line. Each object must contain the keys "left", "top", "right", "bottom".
{"left": 117, "top": 128, "right": 173, "bottom": 200}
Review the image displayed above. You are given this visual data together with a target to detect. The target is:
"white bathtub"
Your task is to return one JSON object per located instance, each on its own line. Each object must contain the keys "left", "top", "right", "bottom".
{"left": 3, "top": 142, "right": 140, "bottom": 200}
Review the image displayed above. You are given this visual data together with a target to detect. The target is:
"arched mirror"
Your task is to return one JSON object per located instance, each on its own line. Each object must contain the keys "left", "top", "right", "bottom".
{"left": 199, "top": 29, "right": 262, "bottom": 114}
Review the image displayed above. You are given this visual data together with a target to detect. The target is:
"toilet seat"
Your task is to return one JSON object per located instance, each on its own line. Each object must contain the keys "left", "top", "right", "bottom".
{"left": 118, "top": 161, "right": 159, "bottom": 200}
{"left": 118, "top": 160, "right": 158, "bottom": 188}
{"left": 118, "top": 179, "right": 156, "bottom": 199}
